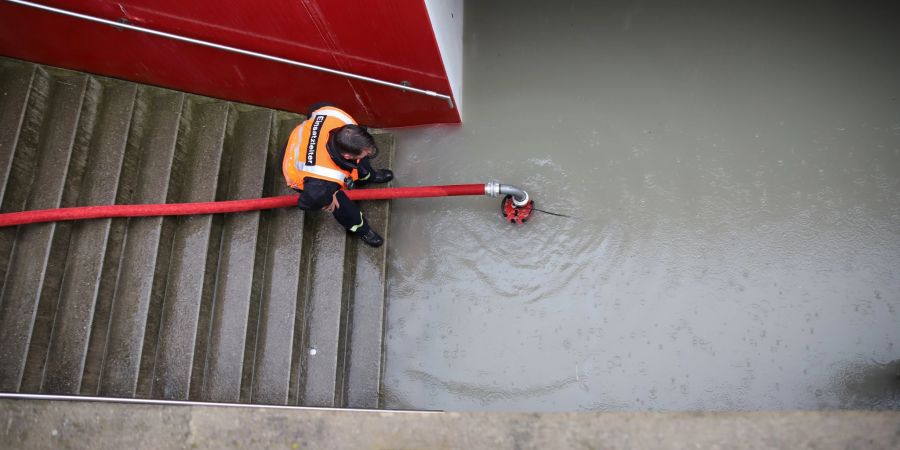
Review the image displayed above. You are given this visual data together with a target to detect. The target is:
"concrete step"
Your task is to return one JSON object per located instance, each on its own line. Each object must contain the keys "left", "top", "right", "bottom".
{"left": 18, "top": 75, "right": 103, "bottom": 394}
{"left": 251, "top": 112, "right": 309, "bottom": 406}
{"left": 41, "top": 80, "right": 138, "bottom": 395}
{"left": 342, "top": 131, "right": 394, "bottom": 408}
{"left": 0, "top": 63, "right": 45, "bottom": 313}
{"left": 152, "top": 99, "right": 230, "bottom": 401}
{"left": 99, "top": 89, "right": 185, "bottom": 398}
{"left": 300, "top": 210, "right": 351, "bottom": 407}
{"left": 0, "top": 56, "right": 393, "bottom": 408}
{"left": 0, "top": 69, "right": 88, "bottom": 391}
{"left": 199, "top": 107, "right": 272, "bottom": 403}
{"left": 0, "top": 59, "right": 36, "bottom": 210}
{"left": 79, "top": 86, "right": 167, "bottom": 396}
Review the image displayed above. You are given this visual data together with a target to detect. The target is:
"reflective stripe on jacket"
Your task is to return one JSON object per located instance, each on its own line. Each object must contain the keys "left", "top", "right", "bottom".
{"left": 282, "top": 106, "right": 360, "bottom": 190}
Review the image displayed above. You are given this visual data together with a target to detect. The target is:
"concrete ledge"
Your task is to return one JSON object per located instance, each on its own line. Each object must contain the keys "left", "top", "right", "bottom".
{"left": 1, "top": 399, "right": 899, "bottom": 449}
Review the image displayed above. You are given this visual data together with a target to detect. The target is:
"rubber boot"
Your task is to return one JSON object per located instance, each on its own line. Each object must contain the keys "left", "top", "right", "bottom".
{"left": 369, "top": 169, "right": 394, "bottom": 184}
{"left": 358, "top": 227, "right": 384, "bottom": 248}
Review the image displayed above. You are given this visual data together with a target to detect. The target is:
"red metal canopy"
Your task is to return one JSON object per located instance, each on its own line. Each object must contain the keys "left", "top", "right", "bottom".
{"left": 0, "top": 0, "right": 460, "bottom": 127}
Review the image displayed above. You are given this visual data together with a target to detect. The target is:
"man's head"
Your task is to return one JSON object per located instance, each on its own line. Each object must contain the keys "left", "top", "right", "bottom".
{"left": 331, "top": 124, "right": 377, "bottom": 160}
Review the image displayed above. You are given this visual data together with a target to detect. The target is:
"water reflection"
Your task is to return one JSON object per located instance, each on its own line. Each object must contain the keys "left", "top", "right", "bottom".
{"left": 831, "top": 360, "right": 900, "bottom": 409}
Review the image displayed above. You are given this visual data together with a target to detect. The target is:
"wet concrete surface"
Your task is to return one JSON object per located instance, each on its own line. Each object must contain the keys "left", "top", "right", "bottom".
{"left": 200, "top": 108, "right": 271, "bottom": 403}
{"left": 383, "top": 0, "right": 900, "bottom": 411}
{"left": 2, "top": 399, "right": 898, "bottom": 449}
{"left": 152, "top": 101, "right": 229, "bottom": 400}
{"left": 344, "top": 132, "right": 395, "bottom": 408}
{"left": 41, "top": 81, "right": 137, "bottom": 395}
{"left": 0, "top": 73, "right": 87, "bottom": 391}
{"left": 99, "top": 90, "right": 184, "bottom": 397}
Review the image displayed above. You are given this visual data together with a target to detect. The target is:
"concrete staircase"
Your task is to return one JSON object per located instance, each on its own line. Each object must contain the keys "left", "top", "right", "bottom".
{"left": 0, "top": 56, "right": 391, "bottom": 408}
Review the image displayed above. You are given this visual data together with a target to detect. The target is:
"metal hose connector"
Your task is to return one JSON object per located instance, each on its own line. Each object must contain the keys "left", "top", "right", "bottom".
{"left": 484, "top": 181, "right": 530, "bottom": 207}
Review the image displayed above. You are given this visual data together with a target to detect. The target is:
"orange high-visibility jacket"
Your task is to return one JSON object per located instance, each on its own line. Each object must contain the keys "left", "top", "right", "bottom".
{"left": 282, "top": 106, "right": 360, "bottom": 190}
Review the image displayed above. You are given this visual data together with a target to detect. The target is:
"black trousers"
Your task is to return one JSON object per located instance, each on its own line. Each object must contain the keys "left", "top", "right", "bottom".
{"left": 295, "top": 158, "right": 377, "bottom": 233}
{"left": 298, "top": 181, "right": 368, "bottom": 232}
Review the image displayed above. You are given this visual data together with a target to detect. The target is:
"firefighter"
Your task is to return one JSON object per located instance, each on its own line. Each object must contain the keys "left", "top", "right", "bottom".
{"left": 282, "top": 104, "right": 393, "bottom": 247}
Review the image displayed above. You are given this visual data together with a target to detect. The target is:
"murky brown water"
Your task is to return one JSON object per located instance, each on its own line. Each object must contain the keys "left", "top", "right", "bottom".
{"left": 382, "top": 0, "right": 900, "bottom": 411}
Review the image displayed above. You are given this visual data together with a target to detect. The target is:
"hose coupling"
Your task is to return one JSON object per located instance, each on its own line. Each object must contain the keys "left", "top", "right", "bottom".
{"left": 484, "top": 181, "right": 502, "bottom": 198}
{"left": 485, "top": 181, "right": 529, "bottom": 206}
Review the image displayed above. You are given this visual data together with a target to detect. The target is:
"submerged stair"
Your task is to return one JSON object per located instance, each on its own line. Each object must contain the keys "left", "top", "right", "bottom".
{"left": 0, "top": 56, "right": 391, "bottom": 409}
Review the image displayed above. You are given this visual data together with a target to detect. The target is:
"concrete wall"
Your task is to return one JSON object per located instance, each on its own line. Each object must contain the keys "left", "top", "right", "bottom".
{"left": 425, "top": 0, "right": 464, "bottom": 115}
{"left": 2, "top": 399, "right": 899, "bottom": 449}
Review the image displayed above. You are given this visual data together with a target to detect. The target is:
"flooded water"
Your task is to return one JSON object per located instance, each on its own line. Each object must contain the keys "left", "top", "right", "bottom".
{"left": 381, "top": 0, "right": 900, "bottom": 411}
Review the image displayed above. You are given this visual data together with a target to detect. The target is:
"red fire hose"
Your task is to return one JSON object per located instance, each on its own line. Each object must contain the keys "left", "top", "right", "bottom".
{"left": 0, "top": 183, "right": 534, "bottom": 227}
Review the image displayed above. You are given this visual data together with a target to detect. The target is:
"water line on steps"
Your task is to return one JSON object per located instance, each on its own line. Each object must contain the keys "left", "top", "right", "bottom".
{"left": 0, "top": 392, "right": 442, "bottom": 413}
